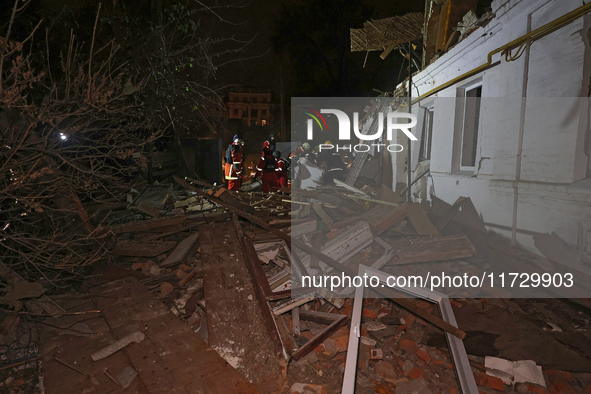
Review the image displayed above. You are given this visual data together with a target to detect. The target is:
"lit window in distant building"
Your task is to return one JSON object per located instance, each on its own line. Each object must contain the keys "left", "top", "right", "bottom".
{"left": 261, "top": 119, "right": 267, "bottom": 126}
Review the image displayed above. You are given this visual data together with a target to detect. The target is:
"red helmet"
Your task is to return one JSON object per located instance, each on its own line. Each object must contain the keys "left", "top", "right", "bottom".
{"left": 263, "top": 141, "right": 270, "bottom": 150}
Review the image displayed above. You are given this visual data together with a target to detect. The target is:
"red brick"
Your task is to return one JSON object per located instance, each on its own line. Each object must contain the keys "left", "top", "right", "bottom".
{"left": 374, "top": 382, "right": 395, "bottom": 394}
{"left": 404, "top": 314, "right": 416, "bottom": 330}
{"left": 416, "top": 348, "right": 430, "bottom": 363}
{"left": 474, "top": 372, "right": 488, "bottom": 387}
{"left": 362, "top": 308, "right": 378, "bottom": 319}
{"left": 407, "top": 367, "right": 423, "bottom": 379}
{"left": 434, "top": 359, "right": 444, "bottom": 365}
{"left": 487, "top": 376, "right": 505, "bottom": 391}
{"left": 332, "top": 327, "right": 349, "bottom": 352}
{"left": 450, "top": 300, "right": 462, "bottom": 308}
{"left": 376, "top": 361, "right": 397, "bottom": 379}
{"left": 399, "top": 339, "right": 417, "bottom": 352}
{"left": 361, "top": 325, "right": 369, "bottom": 337}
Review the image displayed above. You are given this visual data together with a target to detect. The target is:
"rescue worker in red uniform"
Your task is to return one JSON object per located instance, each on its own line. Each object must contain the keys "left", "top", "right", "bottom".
{"left": 225, "top": 137, "right": 243, "bottom": 190}
{"left": 224, "top": 134, "right": 239, "bottom": 186}
{"left": 274, "top": 150, "right": 288, "bottom": 189}
{"left": 256, "top": 141, "right": 277, "bottom": 193}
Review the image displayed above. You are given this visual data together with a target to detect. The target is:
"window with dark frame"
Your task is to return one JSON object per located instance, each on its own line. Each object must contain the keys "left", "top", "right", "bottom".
{"left": 461, "top": 86, "right": 482, "bottom": 168}
{"left": 419, "top": 107, "right": 434, "bottom": 161}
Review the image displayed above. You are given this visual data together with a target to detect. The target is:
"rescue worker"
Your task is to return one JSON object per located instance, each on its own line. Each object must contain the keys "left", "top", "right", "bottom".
{"left": 289, "top": 142, "right": 311, "bottom": 160}
{"left": 224, "top": 134, "right": 239, "bottom": 186}
{"left": 274, "top": 150, "right": 288, "bottom": 189}
{"left": 256, "top": 141, "right": 277, "bottom": 193}
{"left": 224, "top": 137, "right": 243, "bottom": 191}
{"left": 267, "top": 133, "right": 276, "bottom": 153}
{"left": 315, "top": 140, "right": 345, "bottom": 185}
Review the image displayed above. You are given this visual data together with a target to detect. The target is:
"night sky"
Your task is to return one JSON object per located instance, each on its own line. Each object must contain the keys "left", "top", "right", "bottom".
{"left": 0, "top": 0, "right": 424, "bottom": 98}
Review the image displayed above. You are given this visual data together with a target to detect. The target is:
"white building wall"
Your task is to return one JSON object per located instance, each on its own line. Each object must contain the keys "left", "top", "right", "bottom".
{"left": 396, "top": 0, "right": 591, "bottom": 271}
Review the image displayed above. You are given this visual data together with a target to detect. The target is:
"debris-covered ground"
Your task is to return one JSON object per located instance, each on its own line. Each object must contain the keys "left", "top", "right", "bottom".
{"left": 1, "top": 176, "right": 591, "bottom": 393}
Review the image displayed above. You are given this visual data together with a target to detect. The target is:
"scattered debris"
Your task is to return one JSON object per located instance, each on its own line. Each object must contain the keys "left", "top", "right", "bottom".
{"left": 91, "top": 331, "right": 145, "bottom": 361}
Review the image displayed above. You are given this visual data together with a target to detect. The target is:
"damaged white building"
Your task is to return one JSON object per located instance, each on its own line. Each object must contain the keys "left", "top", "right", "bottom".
{"left": 385, "top": 0, "right": 591, "bottom": 273}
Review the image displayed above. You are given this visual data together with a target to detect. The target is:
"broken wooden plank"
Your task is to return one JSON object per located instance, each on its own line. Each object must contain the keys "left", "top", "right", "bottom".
{"left": 91, "top": 331, "right": 145, "bottom": 361}
{"left": 289, "top": 219, "right": 317, "bottom": 238}
{"left": 111, "top": 240, "right": 177, "bottom": 258}
{"left": 272, "top": 297, "right": 314, "bottom": 316}
{"left": 312, "top": 203, "right": 334, "bottom": 229}
{"left": 291, "top": 313, "right": 348, "bottom": 360}
{"left": 431, "top": 195, "right": 486, "bottom": 232}
{"left": 102, "top": 215, "right": 185, "bottom": 235}
{"left": 160, "top": 232, "right": 199, "bottom": 267}
{"left": 407, "top": 203, "right": 439, "bottom": 235}
{"left": 138, "top": 201, "right": 161, "bottom": 218}
{"left": 292, "top": 307, "right": 301, "bottom": 337}
{"left": 386, "top": 234, "right": 476, "bottom": 265}
{"left": 433, "top": 196, "right": 467, "bottom": 232}
{"left": 364, "top": 202, "right": 408, "bottom": 236}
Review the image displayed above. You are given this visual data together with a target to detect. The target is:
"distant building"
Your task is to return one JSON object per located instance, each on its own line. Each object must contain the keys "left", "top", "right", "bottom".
{"left": 226, "top": 87, "right": 275, "bottom": 127}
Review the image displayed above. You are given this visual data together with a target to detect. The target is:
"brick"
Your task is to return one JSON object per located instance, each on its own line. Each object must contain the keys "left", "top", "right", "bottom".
{"left": 290, "top": 383, "right": 327, "bottom": 394}
{"left": 362, "top": 308, "right": 378, "bottom": 319}
{"left": 404, "top": 314, "right": 416, "bottom": 330}
{"left": 399, "top": 339, "right": 417, "bottom": 353}
{"left": 434, "top": 359, "right": 444, "bottom": 365}
{"left": 374, "top": 382, "right": 395, "bottom": 394}
{"left": 487, "top": 376, "right": 505, "bottom": 391}
{"left": 416, "top": 348, "right": 430, "bottom": 363}
{"left": 407, "top": 367, "right": 424, "bottom": 379}
{"left": 175, "top": 269, "right": 188, "bottom": 279}
{"left": 474, "top": 372, "right": 488, "bottom": 387}
{"left": 376, "top": 361, "right": 397, "bottom": 379}
{"left": 332, "top": 327, "right": 349, "bottom": 352}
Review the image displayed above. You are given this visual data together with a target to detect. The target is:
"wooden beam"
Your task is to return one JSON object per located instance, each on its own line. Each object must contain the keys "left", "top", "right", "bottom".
{"left": 160, "top": 233, "right": 199, "bottom": 268}
{"left": 102, "top": 215, "right": 185, "bottom": 235}
{"left": 291, "top": 314, "right": 348, "bottom": 360}
{"left": 407, "top": 203, "right": 439, "bottom": 235}
{"left": 386, "top": 234, "right": 476, "bottom": 265}
{"left": 111, "top": 240, "right": 177, "bottom": 258}
{"left": 434, "top": 196, "right": 467, "bottom": 232}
